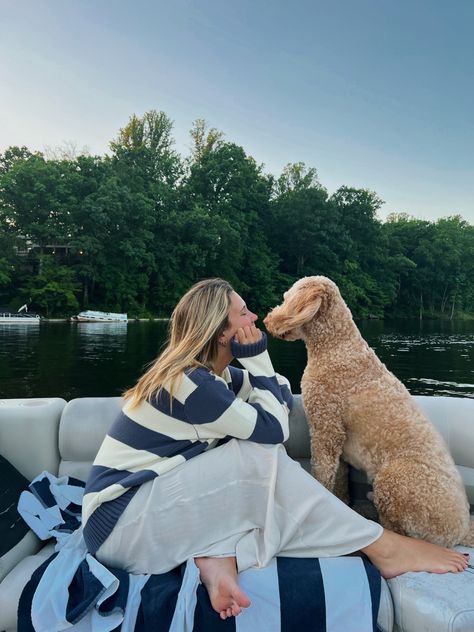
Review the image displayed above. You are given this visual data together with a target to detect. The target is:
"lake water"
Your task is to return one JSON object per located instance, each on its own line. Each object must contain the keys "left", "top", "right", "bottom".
{"left": 1, "top": 319, "right": 474, "bottom": 400}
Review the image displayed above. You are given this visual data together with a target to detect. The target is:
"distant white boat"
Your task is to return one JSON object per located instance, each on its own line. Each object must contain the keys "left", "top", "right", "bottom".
{"left": 73, "top": 310, "right": 128, "bottom": 323}
{"left": 0, "top": 309, "right": 40, "bottom": 324}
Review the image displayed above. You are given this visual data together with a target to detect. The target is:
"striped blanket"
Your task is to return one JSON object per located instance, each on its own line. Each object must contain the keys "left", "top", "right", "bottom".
{"left": 17, "top": 472, "right": 382, "bottom": 632}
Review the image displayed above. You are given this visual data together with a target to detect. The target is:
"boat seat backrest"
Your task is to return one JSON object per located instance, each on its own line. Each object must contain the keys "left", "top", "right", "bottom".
{"left": 56, "top": 395, "right": 310, "bottom": 481}
{"left": 58, "top": 397, "right": 123, "bottom": 481}
{"left": 0, "top": 398, "right": 65, "bottom": 481}
{"left": 56, "top": 395, "right": 474, "bottom": 508}
{"left": 415, "top": 395, "right": 474, "bottom": 506}
{"left": 2, "top": 393, "right": 472, "bottom": 507}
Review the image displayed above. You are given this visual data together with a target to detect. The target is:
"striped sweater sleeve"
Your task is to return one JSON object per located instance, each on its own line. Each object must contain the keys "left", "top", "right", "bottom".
{"left": 185, "top": 333, "right": 291, "bottom": 444}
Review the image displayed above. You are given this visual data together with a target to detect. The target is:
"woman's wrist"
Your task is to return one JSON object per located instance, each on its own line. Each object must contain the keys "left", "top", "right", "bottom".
{"left": 230, "top": 331, "right": 267, "bottom": 358}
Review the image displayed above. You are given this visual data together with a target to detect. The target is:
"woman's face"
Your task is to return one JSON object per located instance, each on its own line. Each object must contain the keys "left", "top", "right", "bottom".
{"left": 221, "top": 291, "right": 258, "bottom": 343}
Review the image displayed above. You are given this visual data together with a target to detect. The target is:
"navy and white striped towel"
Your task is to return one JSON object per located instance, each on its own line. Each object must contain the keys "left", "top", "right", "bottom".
{"left": 17, "top": 471, "right": 83, "bottom": 548}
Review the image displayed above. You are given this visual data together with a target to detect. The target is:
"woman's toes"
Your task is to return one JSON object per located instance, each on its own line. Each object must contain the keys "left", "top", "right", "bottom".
{"left": 235, "top": 588, "right": 251, "bottom": 609}
{"left": 231, "top": 603, "right": 242, "bottom": 616}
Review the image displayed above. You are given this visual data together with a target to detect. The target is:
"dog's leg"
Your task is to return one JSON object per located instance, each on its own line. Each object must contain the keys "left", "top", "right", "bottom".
{"left": 332, "top": 459, "right": 350, "bottom": 504}
{"left": 303, "top": 391, "right": 346, "bottom": 493}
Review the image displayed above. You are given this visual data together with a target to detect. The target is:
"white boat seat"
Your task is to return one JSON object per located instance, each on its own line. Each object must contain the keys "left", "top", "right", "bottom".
{"left": 1, "top": 394, "right": 473, "bottom": 632}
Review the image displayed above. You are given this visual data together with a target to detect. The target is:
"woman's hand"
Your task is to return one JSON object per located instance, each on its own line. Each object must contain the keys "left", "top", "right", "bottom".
{"left": 235, "top": 324, "right": 263, "bottom": 345}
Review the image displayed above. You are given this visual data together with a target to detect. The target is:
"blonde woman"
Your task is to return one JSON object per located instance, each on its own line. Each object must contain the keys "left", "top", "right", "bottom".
{"left": 82, "top": 278, "right": 468, "bottom": 620}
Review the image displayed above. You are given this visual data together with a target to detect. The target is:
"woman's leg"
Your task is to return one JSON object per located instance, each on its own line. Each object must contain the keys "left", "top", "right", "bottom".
{"left": 233, "top": 441, "right": 384, "bottom": 570}
{"left": 95, "top": 440, "right": 468, "bottom": 615}
{"left": 197, "top": 529, "right": 469, "bottom": 619}
{"left": 193, "top": 443, "right": 468, "bottom": 616}
{"left": 234, "top": 442, "right": 467, "bottom": 575}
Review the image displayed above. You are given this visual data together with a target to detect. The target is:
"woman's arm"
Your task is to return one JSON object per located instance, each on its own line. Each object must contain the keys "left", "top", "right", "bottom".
{"left": 184, "top": 333, "right": 291, "bottom": 444}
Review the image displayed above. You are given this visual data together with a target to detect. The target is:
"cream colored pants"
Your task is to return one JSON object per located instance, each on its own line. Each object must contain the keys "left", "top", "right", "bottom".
{"left": 96, "top": 439, "right": 383, "bottom": 574}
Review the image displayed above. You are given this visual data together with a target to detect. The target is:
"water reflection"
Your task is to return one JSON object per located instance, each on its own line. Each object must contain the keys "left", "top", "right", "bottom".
{"left": 73, "top": 322, "right": 128, "bottom": 358}
{"left": 74, "top": 322, "right": 128, "bottom": 336}
{"left": 0, "top": 323, "right": 40, "bottom": 337}
{"left": 0, "top": 324, "right": 41, "bottom": 399}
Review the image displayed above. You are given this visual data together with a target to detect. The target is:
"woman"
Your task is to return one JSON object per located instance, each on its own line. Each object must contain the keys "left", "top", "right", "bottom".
{"left": 82, "top": 278, "right": 468, "bottom": 620}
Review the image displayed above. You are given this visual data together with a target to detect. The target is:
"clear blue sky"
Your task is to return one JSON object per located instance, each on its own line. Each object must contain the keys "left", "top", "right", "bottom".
{"left": 1, "top": 0, "right": 473, "bottom": 222}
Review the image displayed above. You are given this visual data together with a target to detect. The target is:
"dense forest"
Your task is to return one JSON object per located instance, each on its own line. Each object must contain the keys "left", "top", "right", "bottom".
{"left": 1, "top": 110, "right": 473, "bottom": 319}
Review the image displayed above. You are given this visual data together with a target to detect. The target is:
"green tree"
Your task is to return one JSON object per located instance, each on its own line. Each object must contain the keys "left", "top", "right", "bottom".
{"left": 26, "top": 255, "right": 80, "bottom": 317}
{"left": 0, "top": 146, "right": 34, "bottom": 174}
{"left": 189, "top": 118, "right": 224, "bottom": 162}
{"left": 105, "top": 110, "right": 184, "bottom": 313}
{"left": 0, "top": 218, "right": 16, "bottom": 303}
{"left": 65, "top": 155, "right": 112, "bottom": 308}
{"left": 382, "top": 214, "right": 474, "bottom": 318}
{"left": 275, "top": 162, "right": 320, "bottom": 197}
{"left": 0, "top": 153, "right": 77, "bottom": 246}
{"left": 0, "top": 258, "right": 13, "bottom": 290}
{"left": 110, "top": 110, "right": 182, "bottom": 188}
{"left": 429, "top": 217, "right": 474, "bottom": 317}
{"left": 269, "top": 163, "right": 342, "bottom": 291}
{"left": 185, "top": 136, "right": 279, "bottom": 312}
{"left": 330, "top": 187, "right": 395, "bottom": 317}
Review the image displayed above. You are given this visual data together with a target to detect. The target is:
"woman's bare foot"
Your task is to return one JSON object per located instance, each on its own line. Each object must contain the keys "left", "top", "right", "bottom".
{"left": 194, "top": 556, "right": 251, "bottom": 619}
{"left": 362, "top": 529, "right": 469, "bottom": 579}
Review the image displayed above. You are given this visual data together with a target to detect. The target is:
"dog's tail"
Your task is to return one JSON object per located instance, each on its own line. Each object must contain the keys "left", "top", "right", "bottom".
{"left": 459, "top": 515, "right": 474, "bottom": 547}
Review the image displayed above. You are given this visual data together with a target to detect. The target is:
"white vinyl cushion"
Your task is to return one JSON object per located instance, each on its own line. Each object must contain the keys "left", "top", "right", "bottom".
{"left": 2, "top": 394, "right": 473, "bottom": 632}
{"left": 389, "top": 546, "right": 474, "bottom": 632}
{"left": 0, "top": 398, "right": 64, "bottom": 481}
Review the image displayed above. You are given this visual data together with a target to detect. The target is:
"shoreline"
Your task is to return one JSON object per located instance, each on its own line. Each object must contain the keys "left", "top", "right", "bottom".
{"left": 40, "top": 318, "right": 171, "bottom": 322}
{"left": 33, "top": 316, "right": 169, "bottom": 325}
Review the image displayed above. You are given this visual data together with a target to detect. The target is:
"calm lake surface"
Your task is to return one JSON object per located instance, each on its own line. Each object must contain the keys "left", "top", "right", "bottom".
{"left": 1, "top": 320, "right": 474, "bottom": 400}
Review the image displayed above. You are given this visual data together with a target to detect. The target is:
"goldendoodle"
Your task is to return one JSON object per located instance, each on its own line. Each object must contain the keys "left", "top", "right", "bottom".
{"left": 264, "top": 275, "right": 474, "bottom": 547}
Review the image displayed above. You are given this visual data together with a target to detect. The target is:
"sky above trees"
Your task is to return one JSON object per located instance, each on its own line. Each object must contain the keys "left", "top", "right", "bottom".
{"left": 1, "top": 0, "right": 473, "bottom": 222}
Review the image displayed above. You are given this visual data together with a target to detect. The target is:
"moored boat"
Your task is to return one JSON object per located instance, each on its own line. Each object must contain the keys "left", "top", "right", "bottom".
{"left": 73, "top": 310, "right": 128, "bottom": 322}
{"left": 0, "top": 309, "right": 40, "bottom": 324}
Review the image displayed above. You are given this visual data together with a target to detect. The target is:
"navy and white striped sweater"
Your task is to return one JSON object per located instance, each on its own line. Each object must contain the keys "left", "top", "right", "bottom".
{"left": 83, "top": 333, "right": 293, "bottom": 554}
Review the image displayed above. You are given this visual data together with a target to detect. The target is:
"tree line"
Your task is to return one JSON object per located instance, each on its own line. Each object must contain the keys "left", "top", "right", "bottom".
{"left": 1, "top": 110, "right": 473, "bottom": 319}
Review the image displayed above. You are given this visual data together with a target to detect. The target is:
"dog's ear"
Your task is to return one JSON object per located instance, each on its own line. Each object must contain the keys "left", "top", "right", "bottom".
{"left": 286, "top": 286, "right": 323, "bottom": 328}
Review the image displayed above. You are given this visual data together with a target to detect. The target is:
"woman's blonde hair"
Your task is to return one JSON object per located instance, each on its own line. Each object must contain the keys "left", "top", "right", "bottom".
{"left": 123, "top": 278, "right": 234, "bottom": 407}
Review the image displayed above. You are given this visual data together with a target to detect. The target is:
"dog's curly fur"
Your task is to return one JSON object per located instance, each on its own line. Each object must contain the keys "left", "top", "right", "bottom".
{"left": 264, "top": 275, "right": 474, "bottom": 547}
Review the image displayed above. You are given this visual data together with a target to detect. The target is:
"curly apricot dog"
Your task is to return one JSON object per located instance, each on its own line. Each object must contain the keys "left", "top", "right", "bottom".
{"left": 264, "top": 275, "right": 473, "bottom": 547}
